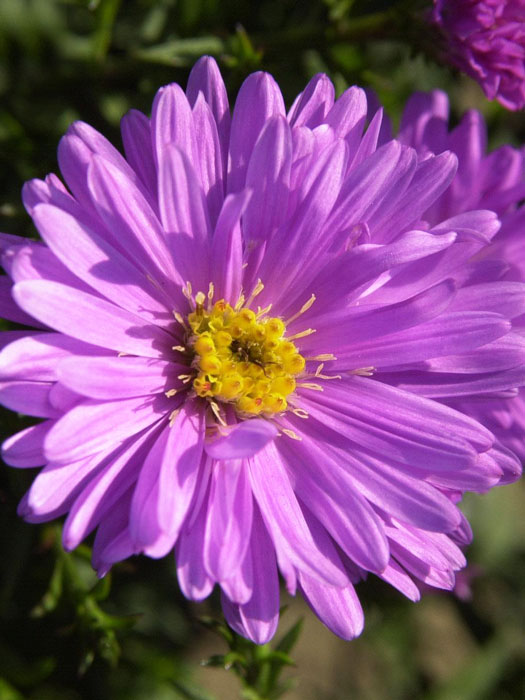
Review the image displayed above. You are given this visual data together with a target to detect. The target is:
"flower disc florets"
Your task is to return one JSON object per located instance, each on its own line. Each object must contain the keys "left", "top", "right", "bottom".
{"left": 187, "top": 290, "right": 305, "bottom": 417}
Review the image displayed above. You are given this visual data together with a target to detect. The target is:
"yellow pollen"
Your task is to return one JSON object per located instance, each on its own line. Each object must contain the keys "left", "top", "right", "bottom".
{"left": 186, "top": 292, "right": 309, "bottom": 417}
{"left": 297, "top": 382, "right": 324, "bottom": 391}
{"left": 286, "top": 328, "right": 316, "bottom": 341}
{"left": 245, "top": 279, "right": 265, "bottom": 308}
{"left": 349, "top": 366, "right": 375, "bottom": 376}
{"left": 291, "top": 407, "right": 309, "bottom": 419}
{"left": 169, "top": 409, "right": 180, "bottom": 426}
{"left": 305, "top": 353, "right": 336, "bottom": 362}
{"left": 286, "top": 294, "right": 316, "bottom": 325}
{"left": 281, "top": 428, "right": 302, "bottom": 441}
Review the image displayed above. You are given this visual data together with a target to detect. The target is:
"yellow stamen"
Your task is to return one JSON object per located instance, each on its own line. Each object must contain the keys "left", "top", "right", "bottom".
{"left": 286, "top": 328, "right": 316, "bottom": 341}
{"left": 305, "top": 353, "right": 336, "bottom": 361}
{"left": 297, "top": 382, "right": 324, "bottom": 391}
{"left": 256, "top": 303, "right": 273, "bottom": 318}
{"left": 349, "top": 366, "right": 375, "bottom": 376}
{"left": 291, "top": 407, "right": 309, "bottom": 419}
{"left": 185, "top": 289, "right": 310, "bottom": 417}
{"left": 281, "top": 428, "right": 302, "bottom": 441}
{"left": 209, "top": 399, "right": 227, "bottom": 425}
{"left": 207, "top": 282, "right": 215, "bottom": 308}
{"left": 286, "top": 294, "right": 316, "bottom": 325}
{"left": 234, "top": 292, "right": 246, "bottom": 311}
{"left": 169, "top": 409, "right": 180, "bottom": 427}
{"left": 182, "top": 281, "right": 193, "bottom": 302}
{"left": 314, "top": 363, "right": 342, "bottom": 380}
{"left": 245, "top": 279, "right": 264, "bottom": 308}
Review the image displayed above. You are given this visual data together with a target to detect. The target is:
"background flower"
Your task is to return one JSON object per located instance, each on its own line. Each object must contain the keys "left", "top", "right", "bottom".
{"left": 0, "top": 59, "right": 523, "bottom": 648}
{"left": 432, "top": 0, "right": 525, "bottom": 110}
{"left": 385, "top": 88, "right": 525, "bottom": 461}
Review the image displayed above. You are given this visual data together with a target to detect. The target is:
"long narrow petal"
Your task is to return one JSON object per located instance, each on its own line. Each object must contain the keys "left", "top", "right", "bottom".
{"left": 44, "top": 394, "right": 172, "bottom": 464}
{"left": 120, "top": 109, "right": 157, "bottom": 198}
{"left": 177, "top": 498, "right": 215, "bottom": 601}
{"left": 228, "top": 72, "right": 285, "bottom": 194}
{"left": 62, "top": 424, "right": 161, "bottom": 550}
{"left": 13, "top": 280, "right": 173, "bottom": 358}
{"left": 129, "top": 402, "right": 204, "bottom": 557}
{"left": 0, "top": 333, "right": 109, "bottom": 382}
{"left": 57, "top": 356, "right": 182, "bottom": 400}
{"left": 248, "top": 441, "right": 347, "bottom": 586}
{"left": 2, "top": 421, "right": 52, "bottom": 468}
{"left": 186, "top": 56, "right": 231, "bottom": 169}
{"left": 210, "top": 191, "right": 250, "bottom": 302}
{"left": 204, "top": 460, "right": 253, "bottom": 584}
{"left": 32, "top": 204, "right": 173, "bottom": 324}
{"left": 205, "top": 419, "right": 278, "bottom": 460}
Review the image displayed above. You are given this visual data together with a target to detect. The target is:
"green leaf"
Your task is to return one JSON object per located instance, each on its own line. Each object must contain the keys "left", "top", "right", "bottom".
{"left": 92, "top": 0, "right": 123, "bottom": 61}
{"left": 133, "top": 36, "right": 225, "bottom": 67}
{"left": 275, "top": 618, "right": 303, "bottom": 655}
{"left": 0, "top": 678, "right": 24, "bottom": 700}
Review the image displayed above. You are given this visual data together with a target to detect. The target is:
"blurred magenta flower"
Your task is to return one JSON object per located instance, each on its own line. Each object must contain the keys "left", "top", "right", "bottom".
{"left": 0, "top": 59, "right": 523, "bottom": 643}
{"left": 390, "top": 88, "right": 525, "bottom": 462}
{"left": 432, "top": 0, "right": 525, "bottom": 110}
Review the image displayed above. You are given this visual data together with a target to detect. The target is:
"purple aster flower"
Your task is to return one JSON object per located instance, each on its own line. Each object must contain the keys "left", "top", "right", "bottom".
{"left": 0, "top": 59, "right": 523, "bottom": 644}
{"left": 388, "top": 88, "right": 525, "bottom": 463}
{"left": 431, "top": 0, "right": 525, "bottom": 110}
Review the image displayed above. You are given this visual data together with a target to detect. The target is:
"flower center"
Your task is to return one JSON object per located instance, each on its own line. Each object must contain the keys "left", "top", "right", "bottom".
{"left": 186, "top": 291, "right": 306, "bottom": 417}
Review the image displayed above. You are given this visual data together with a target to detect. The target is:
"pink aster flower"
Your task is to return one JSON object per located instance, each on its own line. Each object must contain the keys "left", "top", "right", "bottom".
{"left": 432, "top": 0, "right": 525, "bottom": 110}
{"left": 390, "top": 88, "right": 525, "bottom": 463}
{"left": 0, "top": 59, "right": 523, "bottom": 644}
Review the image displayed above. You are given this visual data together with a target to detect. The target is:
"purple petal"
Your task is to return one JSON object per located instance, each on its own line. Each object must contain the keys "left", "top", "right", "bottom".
{"left": 330, "top": 311, "right": 511, "bottom": 369}
{"left": 92, "top": 489, "right": 135, "bottom": 575}
{"left": 191, "top": 94, "right": 225, "bottom": 227}
{"left": 177, "top": 494, "right": 214, "bottom": 601}
{"left": 32, "top": 204, "right": 173, "bottom": 324}
{"left": 0, "top": 276, "right": 46, "bottom": 328}
{"left": 210, "top": 190, "right": 250, "bottom": 303}
{"left": 44, "top": 394, "right": 172, "bottom": 464}
{"left": 205, "top": 419, "right": 278, "bottom": 459}
{"left": 204, "top": 460, "right": 253, "bottom": 585}
{"left": 248, "top": 441, "right": 347, "bottom": 586}
{"left": 324, "top": 86, "right": 367, "bottom": 143}
{"left": 243, "top": 116, "right": 292, "bottom": 245}
{"left": 2, "top": 421, "right": 51, "bottom": 468}
{"left": 61, "top": 423, "right": 160, "bottom": 550}
{"left": 23, "top": 452, "right": 103, "bottom": 521}
{"left": 151, "top": 82, "right": 197, "bottom": 169}
{"left": 378, "top": 560, "right": 421, "bottom": 601}
{"left": 301, "top": 377, "right": 492, "bottom": 471}
{"left": 221, "top": 508, "right": 280, "bottom": 644}
{"left": 0, "top": 333, "right": 109, "bottom": 382}
{"left": 299, "top": 576, "right": 364, "bottom": 640}
{"left": 279, "top": 436, "right": 389, "bottom": 573}
{"left": 228, "top": 72, "right": 285, "bottom": 194}
{"left": 0, "top": 380, "right": 56, "bottom": 418}
{"left": 186, "top": 56, "right": 231, "bottom": 168}
{"left": 120, "top": 109, "right": 157, "bottom": 198}
{"left": 158, "top": 144, "right": 211, "bottom": 291}
{"left": 288, "top": 74, "right": 335, "bottom": 128}
{"left": 13, "top": 280, "right": 173, "bottom": 358}
{"left": 129, "top": 402, "right": 204, "bottom": 557}
{"left": 57, "top": 356, "right": 181, "bottom": 399}
{"left": 87, "top": 155, "right": 184, "bottom": 298}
